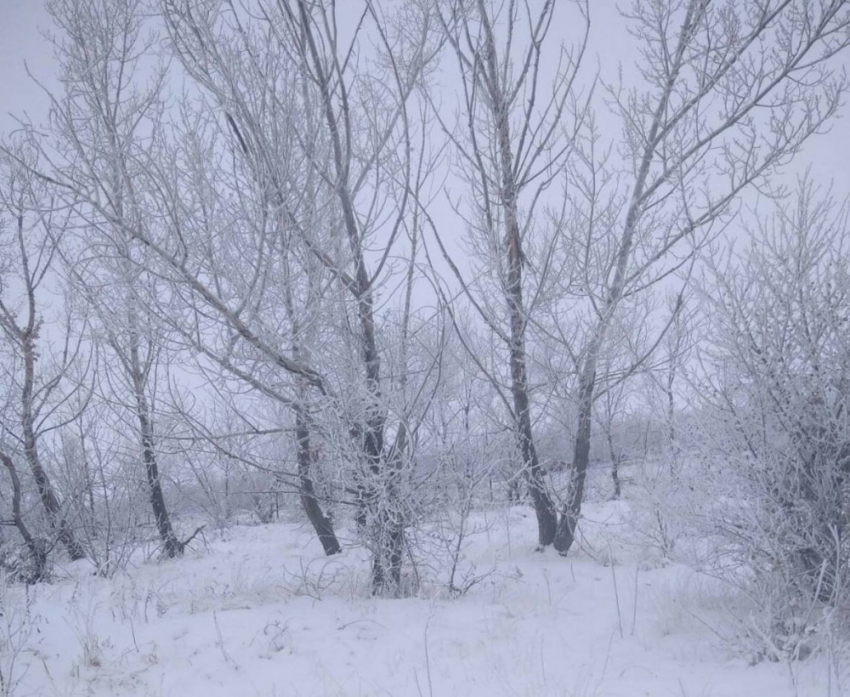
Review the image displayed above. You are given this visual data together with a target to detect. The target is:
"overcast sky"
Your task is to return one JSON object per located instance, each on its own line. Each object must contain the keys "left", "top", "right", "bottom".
{"left": 0, "top": 0, "right": 54, "bottom": 135}
{"left": 1, "top": 0, "right": 849, "bottom": 415}
{"left": 1, "top": 1, "right": 849, "bottom": 223}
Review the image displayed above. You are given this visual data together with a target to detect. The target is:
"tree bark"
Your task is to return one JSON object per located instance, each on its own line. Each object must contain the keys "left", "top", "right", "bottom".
{"left": 0, "top": 451, "right": 47, "bottom": 582}
{"left": 295, "top": 406, "right": 341, "bottom": 556}
{"left": 134, "top": 393, "right": 182, "bottom": 558}
{"left": 129, "top": 332, "right": 182, "bottom": 558}
{"left": 479, "top": 2, "right": 558, "bottom": 547}
{"left": 608, "top": 428, "right": 621, "bottom": 500}
{"left": 554, "top": 370, "right": 595, "bottom": 554}
{"left": 297, "top": 0, "right": 400, "bottom": 593}
{"left": 21, "top": 333, "right": 85, "bottom": 561}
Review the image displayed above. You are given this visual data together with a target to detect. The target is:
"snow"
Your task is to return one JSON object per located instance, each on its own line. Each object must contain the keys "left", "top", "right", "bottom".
{"left": 2, "top": 501, "right": 836, "bottom": 697}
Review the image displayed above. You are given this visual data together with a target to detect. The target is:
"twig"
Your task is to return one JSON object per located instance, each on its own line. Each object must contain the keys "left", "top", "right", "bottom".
{"left": 181, "top": 525, "right": 207, "bottom": 551}
{"left": 213, "top": 611, "right": 238, "bottom": 670}
{"left": 607, "top": 535, "right": 624, "bottom": 639}
{"left": 631, "top": 567, "right": 639, "bottom": 637}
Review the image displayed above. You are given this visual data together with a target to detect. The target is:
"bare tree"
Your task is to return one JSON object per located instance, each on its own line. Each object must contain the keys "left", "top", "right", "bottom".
{"left": 98, "top": 0, "right": 442, "bottom": 591}
{"left": 430, "top": 0, "right": 590, "bottom": 548}
{"left": 33, "top": 0, "right": 185, "bottom": 556}
{"left": 0, "top": 145, "right": 86, "bottom": 562}
{"left": 543, "top": 0, "right": 850, "bottom": 554}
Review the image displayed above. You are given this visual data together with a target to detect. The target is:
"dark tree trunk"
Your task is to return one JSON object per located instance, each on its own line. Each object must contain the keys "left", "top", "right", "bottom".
{"left": 370, "top": 474, "right": 405, "bottom": 596}
{"left": 512, "top": 359, "right": 558, "bottom": 547}
{"left": 298, "top": 0, "right": 405, "bottom": 593}
{"left": 482, "top": 12, "right": 558, "bottom": 547}
{"left": 554, "top": 373, "right": 595, "bottom": 554}
{"left": 608, "top": 430, "right": 621, "bottom": 499}
{"left": 21, "top": 336, "right": 85, "bottom": 561}
{"left": 139, "top": 422, "right": 179, "bottom": 555}
{"left": 507, "top": 476, "right": 520, "bottom": 504}
{"left": 611, "top": 457, "right": 622, "bottom": 500}
{"left": 130, "top": 344, "right": 182, "bottom": 558}
{"left": 666, "top": 367, "right": 678, "bottom": 478}
{"left": 295, "top": 407, "right": 341, "bottom": 556}
{"left": 136, "top": 402, "right": 182, "bottom": 558}
{"left": 0, "top": 451, "right": 48, "bottom": 583}
{"left": 370, "top": 525, "right": 403, "bottom": 595}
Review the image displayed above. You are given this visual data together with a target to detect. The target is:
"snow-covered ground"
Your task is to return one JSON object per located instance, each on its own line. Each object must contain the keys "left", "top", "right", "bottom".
{"left": 0, "top": 500, "right": 838, "bottom": 697}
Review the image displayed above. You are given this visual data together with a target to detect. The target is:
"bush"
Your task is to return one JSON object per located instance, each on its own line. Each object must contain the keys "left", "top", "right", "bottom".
{"left": 697, "top": 182, "right": 850, "bottom": 656}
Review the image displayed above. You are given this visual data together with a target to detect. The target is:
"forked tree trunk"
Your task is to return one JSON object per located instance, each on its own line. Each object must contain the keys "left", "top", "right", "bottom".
{"left": 297, "top": 0, "right": 401, "bottom": 594}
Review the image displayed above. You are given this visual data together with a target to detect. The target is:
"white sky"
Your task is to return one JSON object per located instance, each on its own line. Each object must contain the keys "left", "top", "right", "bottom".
{"left": 1, "top": 0, "right": 849, "bottom": 422}
{"left": 0, "top": 0, "right": 54, "bottom": 135}
{"left": 3, "top": 0, "right": 848, "bottom": 182}
{"left": 1, "top": 0, "right": 849, "bottom": 278}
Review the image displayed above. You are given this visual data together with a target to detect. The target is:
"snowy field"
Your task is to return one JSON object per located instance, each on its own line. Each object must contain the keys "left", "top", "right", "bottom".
{"left": 0, "top": 495, "right": 838, "bottom": 697}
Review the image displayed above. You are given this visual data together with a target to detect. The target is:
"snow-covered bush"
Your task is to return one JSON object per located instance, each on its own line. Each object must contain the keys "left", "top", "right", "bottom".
{"left": 629, "top": 455, "right": 685, "bottom": 562}
{"left": 697, "top": 183, "right": 850, "bottom": 657}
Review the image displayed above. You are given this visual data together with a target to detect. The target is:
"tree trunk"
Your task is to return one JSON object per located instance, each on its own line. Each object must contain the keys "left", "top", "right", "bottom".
{"left": 481, "top": 6, "right": 558, "bottom": 547}
{"left": 137, "top": 406, "right": 181, "bottom": 558}
{"left": 554, "top": 371, "right": 595, "bottom": 554}
{"left": 608, "top": 429, "right": 621, "bottom": 500}
{"left": 666, "top": 366, "right": 678, "bottom": 478}
{"left": 512, "top": 353, "right": 558, "bottom": 547}
{"left": 130, "top": 343, "right": 182, "bottom": 558}
{"left": 370, "top": 462, "right": 405, "bottom": 597}
{"left": 298, "top": 0, "right": 399, "bottom": 593}
{"left": 135, "top": 396, "right": 182, "bottom": 558}
{"left": 21, "top": 335, "right": 85, "bottom": 561}
{"left": 295, "top": 406, "right": 341, "bottom": 556}
{"left": 0, "top": 451, "right": 47, "bottom": 583}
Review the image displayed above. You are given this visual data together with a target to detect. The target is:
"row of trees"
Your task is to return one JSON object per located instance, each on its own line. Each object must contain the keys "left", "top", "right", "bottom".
{"left": 0, "top": 0, "right": 848, "bottom": 621}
